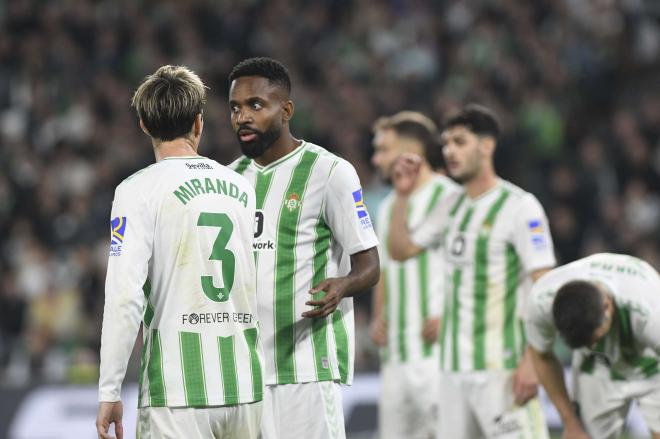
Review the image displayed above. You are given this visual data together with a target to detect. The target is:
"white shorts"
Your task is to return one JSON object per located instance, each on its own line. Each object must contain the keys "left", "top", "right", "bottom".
{"left": 380, "top": 359, "right": 438, "bottom": 439}
{"left": 572, "top": 364, "right": 660, "bottom": 438}
{"left": 260, "top": 381, "right": 346, "bottom": 439}
{"left": 137, "top": 401, "right": 262, "bottom": 439}
{"left": 437, "top": 370, "right": 549, "bottom": 439}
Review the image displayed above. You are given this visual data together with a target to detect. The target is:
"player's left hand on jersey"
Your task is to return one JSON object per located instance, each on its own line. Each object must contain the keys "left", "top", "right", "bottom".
{"left": 512, "top": 353, "right": 539, "bottom": 406}
{"left": 96, "top": 401, "right": 123, "bottom": 439}
{"left": 303, "top": 278, "right": 350, "bottom": 318}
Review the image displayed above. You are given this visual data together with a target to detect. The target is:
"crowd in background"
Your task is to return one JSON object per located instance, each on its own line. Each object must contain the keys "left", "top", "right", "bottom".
{"left": 0, "top": 0, "right": 659, "bottom": 384}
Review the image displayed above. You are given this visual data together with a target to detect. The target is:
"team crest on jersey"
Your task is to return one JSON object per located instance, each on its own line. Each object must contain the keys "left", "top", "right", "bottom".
{"left": 284, "top": 193, "right": 301, "bottom": 212}
{"left": 109, "top": 216, "right": 126, "bottom": 256}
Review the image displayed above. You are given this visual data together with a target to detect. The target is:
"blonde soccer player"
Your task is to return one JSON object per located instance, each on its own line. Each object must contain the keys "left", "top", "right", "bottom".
{"left": 97, "top": 65, "right": 263, "bottom": 439}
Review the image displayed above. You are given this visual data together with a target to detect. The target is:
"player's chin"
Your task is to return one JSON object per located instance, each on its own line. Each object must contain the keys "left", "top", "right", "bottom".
{"left": 239, "top": 140, "right": 265, "bottom": 158}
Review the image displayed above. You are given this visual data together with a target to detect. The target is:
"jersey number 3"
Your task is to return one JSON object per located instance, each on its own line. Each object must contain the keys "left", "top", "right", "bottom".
{"left": 197, "top": 212, "right": 235, "bottom": 302}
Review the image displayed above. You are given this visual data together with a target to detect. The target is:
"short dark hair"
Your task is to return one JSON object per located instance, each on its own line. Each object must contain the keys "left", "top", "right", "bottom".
{"left": 445, "top": 103, "right": 500, "bottom": 140}
{"left": 132, "top": 65, "right": 207, "bottom": 141}
{"left": 552, "top": 280, "right": 605, "bottom": 349}
{"left": 228, "top": 57, "right": 291, "bottom": 94}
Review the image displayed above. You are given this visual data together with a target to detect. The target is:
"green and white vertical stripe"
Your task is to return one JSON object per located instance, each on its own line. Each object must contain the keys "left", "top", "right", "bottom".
{"left": 376, "top": 175, "right": 458, "bottom": 364}
{"left": 441, "top": 182, "right": 532, "bottom": 372}
{"left": 229, "top": 141, "right": 376, "bottom": 385}
{"left": 138, "top": 327, "right": 264, "bottom": 407}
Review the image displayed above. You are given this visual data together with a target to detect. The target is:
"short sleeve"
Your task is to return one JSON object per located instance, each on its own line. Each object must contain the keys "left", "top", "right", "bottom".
{"left": 524, "top": 282, "right": 558, "bottom": 353}
{"left": 511, "top": 194, "right": 556, "bottom": 274}
{"left": 324, "top": 160, "right": 379, "bottom": 255}
{"left": 99, "top": 182, "right": 153, "bottom": 402}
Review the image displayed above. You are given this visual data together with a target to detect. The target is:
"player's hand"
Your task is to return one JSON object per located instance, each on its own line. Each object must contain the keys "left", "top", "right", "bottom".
{"left": 391, "top": 153, "right": 421, "bottom": 196}
{"left": 562, "top": 423, "right": 591, "bottom": 439}
{"left": 512, "top": 353, "right": 539, "bottom": 406}
{"left": 96, "top": 401, "right": 123, "bottom": 439}
{"left": 370, "top": 318, "right": 387, "bottom": 346}
{"left": 303, "top": 277, "right": 350, "bottom": 318}
{"left": 421, "top": 317, "right": 441, "bottom": 343}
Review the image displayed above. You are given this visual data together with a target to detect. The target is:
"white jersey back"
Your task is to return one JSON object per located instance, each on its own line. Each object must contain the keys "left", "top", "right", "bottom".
{"left": 412, "top": 179, "right": 556, "bottom": 372}
{"left": 230, "top": 141, "right": 379, "bottom": 386}
{"left": 526, "top": 253, "right": 660, "bottom": 380}
{"left": 377, "top": 175, "right": 459, "bottom": 364}
{"left": 99, "top": 156, "right": 263, "bottom": 408}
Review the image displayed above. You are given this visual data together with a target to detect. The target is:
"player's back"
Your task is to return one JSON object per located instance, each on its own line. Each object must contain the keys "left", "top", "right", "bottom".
{"left": 109, "top": 156, "right": 262, "bottom": 408}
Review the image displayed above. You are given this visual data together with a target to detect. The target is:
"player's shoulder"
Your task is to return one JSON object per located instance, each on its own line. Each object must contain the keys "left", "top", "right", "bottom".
{"left": 431, "top": 173, "right": 460, "bottom": 192}
{"left": 498, "top": 179, "right": 546, "bottom": 212}
{"left": 378, "top": 190, "right": 397, "bottom": 216}
{"left": 302, "top": 141, "right": 349, "bottom": 172}
{"left": 116, "top": 162, "right": 160, "bottom": 192}
{"left": 499, "top": 179, "right": 532, "bottom": 199}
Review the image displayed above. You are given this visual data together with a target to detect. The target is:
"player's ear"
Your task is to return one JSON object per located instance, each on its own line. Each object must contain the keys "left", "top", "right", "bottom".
{"left": 193, "top": 113, "right": 204, "bottom": 137}
{"left": 282, "top": 100, "right": 294, "bottom": 122}
{"left": 480, "top": 136, "right": 496, "bottom": 156}
{"left": 139, "top": 119, "right": 151, "bottom": 136}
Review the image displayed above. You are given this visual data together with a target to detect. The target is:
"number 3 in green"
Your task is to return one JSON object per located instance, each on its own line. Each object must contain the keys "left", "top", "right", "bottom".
{"left": 197, "top": 212, "right": 235, "bottom": 302}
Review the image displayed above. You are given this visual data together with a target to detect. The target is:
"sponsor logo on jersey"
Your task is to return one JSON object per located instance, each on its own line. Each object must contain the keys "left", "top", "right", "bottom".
{"left": 352, "top": 188, "right": 373, "bottom": 229}
{"left": 284, "top": 192, "right": 301, "bottom": 212}
{"left": 182, "top": 312, "right": 254, "bottom": 325}
{"left": 352, "top": 189, "right": 368, "bottom": 218}
{"left": 185, "top": 162, "right": 213, "bottom": 170}
{"left": 109, "top": 216, "right": 126, "bottom": 256}
{"left": 253, "top": 240, "right": 276, "bottom": 251}
{"left": 527, "top": 219, "right": 547, "bottom": 249}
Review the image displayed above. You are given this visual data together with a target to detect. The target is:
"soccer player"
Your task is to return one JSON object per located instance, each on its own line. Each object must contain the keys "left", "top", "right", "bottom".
{"left": 227, "top": 57, "right": 380, "bottom": 439}
{"left": 389, "top": 104, "right": 555, "bottom": 439}
{"left": 369, "top": 111, "right": 459, "bottom": 439}
{"left": 526, "top": 253, "right": 660, "bottom": 439}
{"left": 96, "top": 65, "right": 263, "bottom": 439}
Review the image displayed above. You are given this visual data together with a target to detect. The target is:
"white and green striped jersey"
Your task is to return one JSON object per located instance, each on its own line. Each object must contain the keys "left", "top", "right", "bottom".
{"left": 99, "top": 156, "right": 264, "bottom": 408}
{"left": 229, "top": 141, "right": 379, "bottom": 386}
{"left": 377, "top": 175, "right": 460, "bottom": 364}
{"left": 412, "top": 179, "right": 556, "bottom": 372}
{"left": 526, "top": 253, "right": 660, "bottom": 380}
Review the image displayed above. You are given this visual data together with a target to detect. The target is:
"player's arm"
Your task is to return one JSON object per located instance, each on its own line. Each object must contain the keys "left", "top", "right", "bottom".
{"left": 369, "top": 272, "right": 387, "bottom": 346}
{"left": 304, "top": 246, "right": 379, "bottom": 318}
{"left": 528, "top": 347, "right": 589, "bottom": 438}
{"left": 509, "top": 267, "right": 552, "bottom": 406}
{"left": 97, "top": 186, "right": 152, "bottom": 439}
{"left": 388, "top": 154, "right": 424, "bottom": 260}
{"left": 509, "top": 193, "right": 557, "bottom": 404}
{"left": 303, "top": 159, "right": 380, "bottom": 318}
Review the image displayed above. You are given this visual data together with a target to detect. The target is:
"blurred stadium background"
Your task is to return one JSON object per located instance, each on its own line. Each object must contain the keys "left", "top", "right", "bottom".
{"left": 0, "top": 0, "right": 659, "bottom": 438}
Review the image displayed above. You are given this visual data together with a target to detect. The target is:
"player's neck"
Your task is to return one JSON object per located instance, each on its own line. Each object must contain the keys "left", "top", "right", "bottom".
{"left": 254, "top": 132, "right": 301, "bottom": 167}
{"left": 153, "top": 138, "right": 199, "bottom": 162}
{"left": 464, "top": 166, "right": 498, "bottom": 199}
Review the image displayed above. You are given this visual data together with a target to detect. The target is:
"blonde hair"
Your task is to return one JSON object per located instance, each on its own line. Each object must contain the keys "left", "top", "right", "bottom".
{"left": 131, "top": 65, "right": 208, "bottom": 141}
{"left": 372, "top": 111, "right": 437, "bottom": 135}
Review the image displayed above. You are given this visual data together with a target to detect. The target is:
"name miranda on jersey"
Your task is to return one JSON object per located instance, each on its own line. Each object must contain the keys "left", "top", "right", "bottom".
{"left": 173, "top": 178, "right": 249, "bottom": 207}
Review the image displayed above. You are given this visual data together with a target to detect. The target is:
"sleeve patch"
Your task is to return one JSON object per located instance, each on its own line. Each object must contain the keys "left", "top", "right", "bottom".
{"left": 110, "top": 216, "right": 127, "bottom": 256}
{"left": 352, "top": 189, "right": 373, "bottom": 229}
